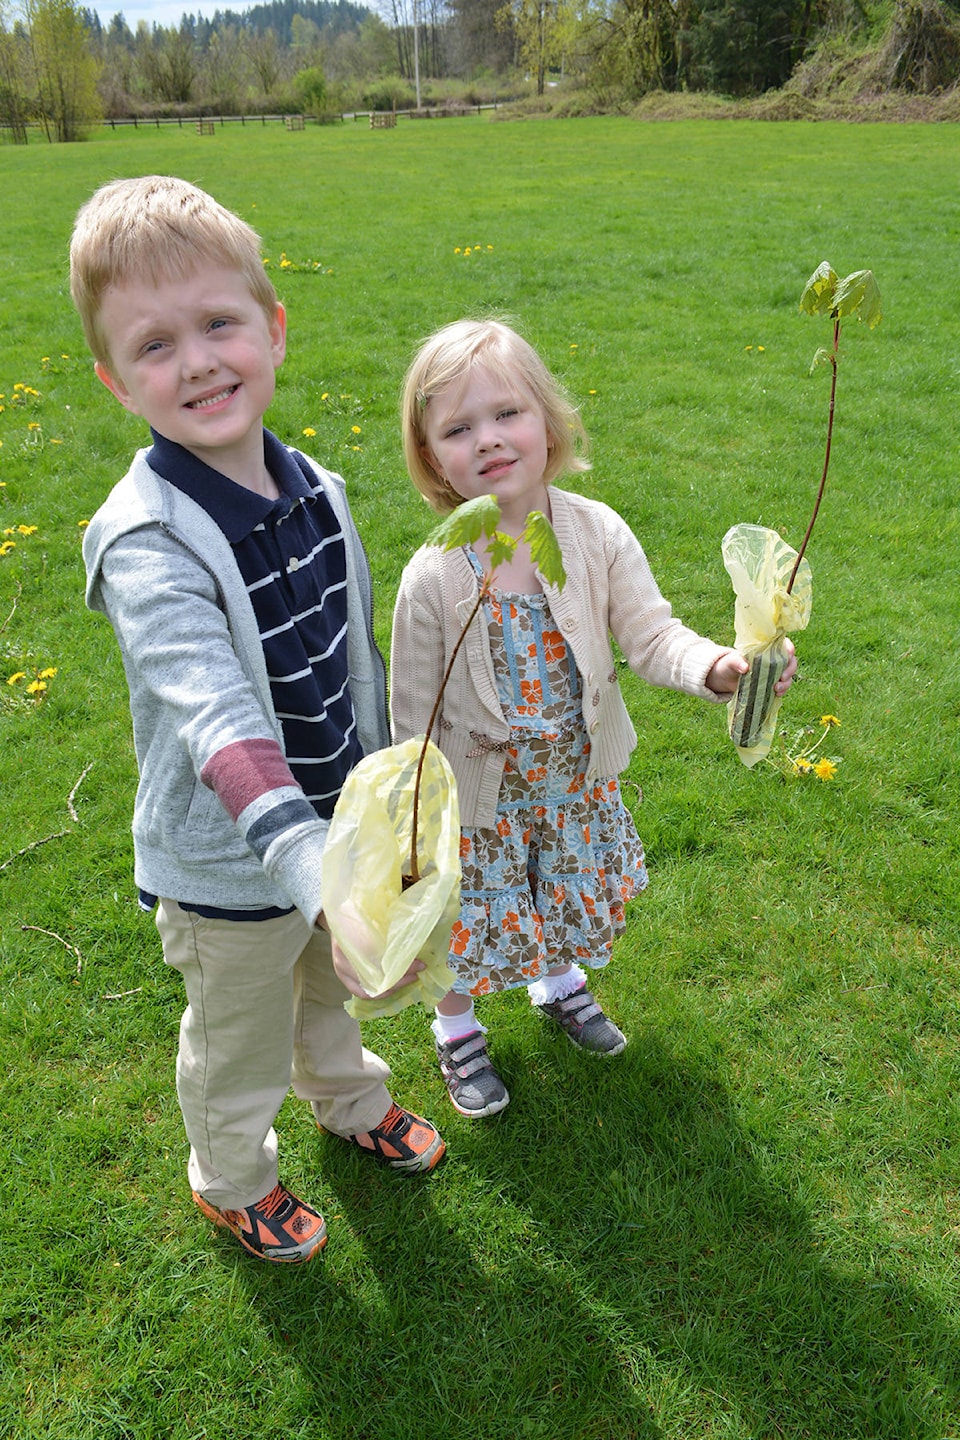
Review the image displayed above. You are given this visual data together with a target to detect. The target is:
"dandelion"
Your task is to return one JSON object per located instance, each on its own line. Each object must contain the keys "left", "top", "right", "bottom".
{"left": 351, "top": 425, "right": 361, "bottom": 435}
{"left": 0, "top": 541, "right": 15, "bottom": 556}
{"left": 17, "top": 524, "right": 37, "bottom": 535}
{"left": 27, "top": 422, "right": 40, "bottom": 432}
{"left": 454, "top": 247, "right": 461, "bottom": 255}
{"left": 321, "top": 392, "right": 329, "bottom": 401}
{"left": 769, "top": 714, "right": 842, "bottom": 782}
{"left": 745, "top": 345, "right": 753, "bottom": 351}
{"left": 302, "top": 427, "right": 316, "bottom": 437}
{"left": 38, "top": 667, "right": 57, "bottom": 680}
{"left": 7, "top": 671, "right": 26, "bottom": 685}
{"left": 464, "top": 247, "right": 472, "bottom": 256}
{"left": 78, "top": 519, "right": 89, "bottom": 529}
{"left": 26, "top": 679, "right": 46, "bottom": 696}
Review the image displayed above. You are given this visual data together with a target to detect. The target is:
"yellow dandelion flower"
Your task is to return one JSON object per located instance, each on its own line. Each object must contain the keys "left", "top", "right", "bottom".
{"left": 78, "top": 519, "right": 89, "bottom": 529}
{"left": 454, "top": 247, "right": 461, "bottom": 254}
{"left": 28, "top": 422, "right": 40, "bottom": 431}
{"left": 486, "top": 245, "right": 493, "bottom": 252}
{"left": 38, "top": 667, "right": 58, "bottom": 679}
{"left": 793, "top": 757, "right": 813, "bottom": 775}
{"left": 61, "top": 354, "right": 70, "bottom": 360}
{"left": 41, "top": 356, "right": 50, "bottom": 363}
{"left": 50, "top": 438, "right": 62, "bottom": 445}
{"left": 17, "top": 524, "right": 38, "bottom": 535}
{"left": 13, "top": 382, "right": 24, "bottom": 391}
{"left": 814, "top": 758, "right": 837, "bottom": 781}
{"left": 321, "top": 393, "right": 329, "bottom": 401}
{"left": 820, "top": 714, "right": 841, "bottom": 728}
{"left": 7, "top": 671, "right": 26, "bottom": 685}
{"left": 758, "top": 345, "right": 765, "bottom": 352}
{"left": 302, "top": 427, "right": 316, "bottom": 437}
{"left": 0, "top": 541, "right": 16, "bottom": 555}
{"left": 27, "top": 679, "right": 46, "bottom": 695}
{"left": 351, "top": 425, "right": 361, "bottom": 435}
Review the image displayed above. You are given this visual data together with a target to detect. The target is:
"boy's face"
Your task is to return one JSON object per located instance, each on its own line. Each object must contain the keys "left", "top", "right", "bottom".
{"left": 94, "top": 261, "right": 286, "bottom": 482}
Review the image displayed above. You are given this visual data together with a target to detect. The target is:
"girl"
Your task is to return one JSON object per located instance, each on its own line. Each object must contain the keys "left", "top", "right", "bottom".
{"left": 391, "top": 318, "right": 794, "bottom": 1118}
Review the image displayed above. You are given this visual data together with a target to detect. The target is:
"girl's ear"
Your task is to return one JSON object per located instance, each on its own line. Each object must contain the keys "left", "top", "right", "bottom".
{"left": 421, "top": 444, "right": 443, "bottom": 479}
{"left": 94, "top": 361, "right": 137, "bottom": 413}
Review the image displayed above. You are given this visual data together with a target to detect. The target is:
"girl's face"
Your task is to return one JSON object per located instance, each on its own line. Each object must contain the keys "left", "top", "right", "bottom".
{"left": 421, "top": 365, "right": 552, "bottom": 523}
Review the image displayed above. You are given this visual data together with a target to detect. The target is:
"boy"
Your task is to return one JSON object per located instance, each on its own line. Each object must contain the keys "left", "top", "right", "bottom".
{"left": 71, "top": 174, "right": 444, "bottom": 1265}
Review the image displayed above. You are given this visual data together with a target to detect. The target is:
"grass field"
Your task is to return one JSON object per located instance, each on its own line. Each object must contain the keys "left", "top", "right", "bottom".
{"left": 2, "top": 114, "right": 960, "bottom": 1439}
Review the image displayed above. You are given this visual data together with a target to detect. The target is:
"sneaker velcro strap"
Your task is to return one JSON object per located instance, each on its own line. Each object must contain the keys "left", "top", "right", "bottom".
{"left": 445, "top": 1032, "right": 495, "bottom": 1079}
{"left": 555, "top": 991, "right": 603, "bottom": 1025}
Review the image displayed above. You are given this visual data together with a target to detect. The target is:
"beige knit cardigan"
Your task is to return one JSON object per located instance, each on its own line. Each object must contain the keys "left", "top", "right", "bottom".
{"left": 390, "top": 486, "right": 733, "bottom": 829}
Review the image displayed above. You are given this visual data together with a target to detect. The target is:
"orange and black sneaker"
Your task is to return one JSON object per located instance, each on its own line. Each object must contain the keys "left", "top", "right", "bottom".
{"left": 193, "top": 1182, "right": 327, "bottom": 1263}
{"left": 344, "top": 1102, "right": 445, "bottom": 1174}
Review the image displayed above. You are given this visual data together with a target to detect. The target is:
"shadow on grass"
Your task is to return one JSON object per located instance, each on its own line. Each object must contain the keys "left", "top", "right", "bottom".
{"left": 227, "top": 1027, "right": 960, "bottom": 1440}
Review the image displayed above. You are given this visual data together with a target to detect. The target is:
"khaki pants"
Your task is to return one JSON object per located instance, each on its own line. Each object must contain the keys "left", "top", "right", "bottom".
{"left": 157, "top": 900, "right": 392, "bottom": 1210}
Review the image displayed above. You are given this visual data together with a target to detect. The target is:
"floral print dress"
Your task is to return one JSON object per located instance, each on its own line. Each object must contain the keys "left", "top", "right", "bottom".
{"left": 449, "top": 556, "right": 649, "bottom": 997}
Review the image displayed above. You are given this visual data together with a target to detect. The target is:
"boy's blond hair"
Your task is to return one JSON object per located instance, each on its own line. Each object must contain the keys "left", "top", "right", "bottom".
{"left": 401, "top": 317, "right": 590, "bottom": 514}
{"left": 69, "top": 174, "right": 278, "bottom": 366}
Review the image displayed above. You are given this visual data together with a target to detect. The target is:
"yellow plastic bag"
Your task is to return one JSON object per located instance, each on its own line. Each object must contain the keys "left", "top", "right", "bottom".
{"left": 321, "top": 736, "right": 460, "bottom": 1019}
{"left": 722, "top": 524, "right": 813, "bottom": 768}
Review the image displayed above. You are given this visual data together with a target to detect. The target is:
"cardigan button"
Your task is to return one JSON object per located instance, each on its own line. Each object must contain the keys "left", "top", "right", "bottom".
{"left": 288, "top": 556, "right": 300, "bottom": 572}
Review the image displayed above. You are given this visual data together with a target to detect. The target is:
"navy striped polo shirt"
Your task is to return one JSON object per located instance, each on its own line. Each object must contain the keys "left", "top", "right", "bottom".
{"left": 142, "top": 428, "right": 362, "bottom": 919}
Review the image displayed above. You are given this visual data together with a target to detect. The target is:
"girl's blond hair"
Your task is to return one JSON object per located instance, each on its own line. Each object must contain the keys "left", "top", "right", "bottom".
{"left": 69, "top": 174, "right": 278, "bottom": 366}
{"left": 401, "top": 317, "right": 590, "bottom": 514}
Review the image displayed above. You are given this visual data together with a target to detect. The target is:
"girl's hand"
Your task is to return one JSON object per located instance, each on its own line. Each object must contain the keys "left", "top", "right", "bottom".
{"left": 705, "top": 650, "right": 749, "bottom": 698}
{"left": 706, "top": 640, "right": 798, "bottom": 699}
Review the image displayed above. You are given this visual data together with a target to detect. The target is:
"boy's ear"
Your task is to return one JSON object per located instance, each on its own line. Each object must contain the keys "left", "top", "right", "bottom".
{"left": 271, "top": 302, "right": 287, "bottom": 367}
{"left": 94, "top": 361, "right": 138, "bottom": 413}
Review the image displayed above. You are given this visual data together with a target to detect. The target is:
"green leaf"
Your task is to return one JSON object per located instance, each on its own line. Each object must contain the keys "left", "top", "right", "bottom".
{"left": 426, "top": 493, "right": 502, "bottom": 551}
{"left": 832, "top": 269, "right": 882, "bottom": 329}
{"left": 799, "top": 261, "right": 838, "bottom": 317}
{"left": 809, "top": 345, "right": 834, "bottom": 374}
{"left": 525, "top": 510, "right": 567, "bottom": 590}
{"left": 486, "top": 530, "right": 517, "bottom": 571}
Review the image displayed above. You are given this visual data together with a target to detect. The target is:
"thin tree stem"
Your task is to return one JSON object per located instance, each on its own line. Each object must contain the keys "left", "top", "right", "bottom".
{"left": 787, "top": 315, "right": 840, "bottom": 595}
{"left": 408, "top": 585, "right": 485, "bottom": 884}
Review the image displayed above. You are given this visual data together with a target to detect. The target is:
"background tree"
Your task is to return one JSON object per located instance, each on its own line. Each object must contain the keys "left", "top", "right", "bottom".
{"left": 0, "top": 1, "right": 30, "bottom": 141}
{"left": 24, "top": 0, "right": 102, "bottom": 139}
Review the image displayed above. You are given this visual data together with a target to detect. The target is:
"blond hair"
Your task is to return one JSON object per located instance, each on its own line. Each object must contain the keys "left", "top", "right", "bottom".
{"left": 401, "top": 317, "right": 590, "bottom": 514}
{"left": 69, "top": 174, "right": 278, "bottom": 366}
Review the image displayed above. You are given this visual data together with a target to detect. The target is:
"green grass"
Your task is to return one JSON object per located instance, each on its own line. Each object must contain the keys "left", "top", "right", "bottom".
{"left": 2, "top": 115, "right": 960, "bottom": 1439}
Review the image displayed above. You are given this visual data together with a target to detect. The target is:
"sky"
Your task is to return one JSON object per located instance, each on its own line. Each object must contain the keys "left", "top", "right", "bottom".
{"left": 90, "top": 0, "right": 258, "bottom": 30}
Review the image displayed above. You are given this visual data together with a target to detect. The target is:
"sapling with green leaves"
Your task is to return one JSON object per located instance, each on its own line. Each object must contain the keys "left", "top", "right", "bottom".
{"left": 727, "top": 261, "right": 882, "bottom": 756}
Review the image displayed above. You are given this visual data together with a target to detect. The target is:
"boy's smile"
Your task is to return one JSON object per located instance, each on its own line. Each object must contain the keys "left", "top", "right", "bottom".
{"left": 94, "top": 262, "right": 286, "bottom": 493}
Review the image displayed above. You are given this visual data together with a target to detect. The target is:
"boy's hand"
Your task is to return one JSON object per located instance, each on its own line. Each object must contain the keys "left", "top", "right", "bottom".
{"left": 331, "top": 937, "right": 426, "bottom": 1000}
{"left": 319, "top": 912, "right": 426, "bottom": 1001}
{"left": 706, "top": 640, "right": 797, "bottom": 699}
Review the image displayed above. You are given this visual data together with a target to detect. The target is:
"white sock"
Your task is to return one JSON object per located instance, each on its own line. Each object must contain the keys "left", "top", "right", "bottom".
{"left": 527, "top": 964, "right": 588, "bottom": 1007}
{"left": 432, "top": 1004, "right": 485, "bottom": 1044}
